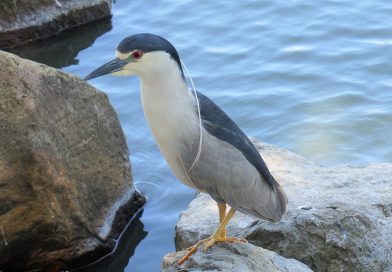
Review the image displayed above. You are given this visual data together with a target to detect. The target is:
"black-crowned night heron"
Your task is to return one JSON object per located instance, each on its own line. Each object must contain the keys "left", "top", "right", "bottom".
{"left": 84, "top": 33, "right": 288, "bottom": 264}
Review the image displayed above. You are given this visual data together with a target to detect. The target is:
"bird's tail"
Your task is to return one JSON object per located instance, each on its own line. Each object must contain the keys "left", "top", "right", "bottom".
{"left": 274, "top": 181, "right": 288, "bottom": 217}
{"left": 245, "top": 177, "right": 288, "bottom": 223}
{"left": 262, "top": 177, "right": 288, "bottom": 222}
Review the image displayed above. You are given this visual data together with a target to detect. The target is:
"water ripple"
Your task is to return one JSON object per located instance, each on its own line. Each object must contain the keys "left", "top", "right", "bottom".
{"left": 54, "top": 0, "right": 392, "bottom": 270}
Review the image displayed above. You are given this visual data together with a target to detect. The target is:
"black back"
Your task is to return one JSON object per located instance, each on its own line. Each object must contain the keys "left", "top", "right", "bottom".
{"left": 117, "top": 33, "right": 183, "bottom": 75}
{"left": 196, "top": 91, "right": 278, "bottom": 189}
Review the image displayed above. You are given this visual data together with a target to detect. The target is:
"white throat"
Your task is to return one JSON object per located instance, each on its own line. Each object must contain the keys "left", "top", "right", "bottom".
{"left": 139, "top": 53, "right": 196, "bottom": 136}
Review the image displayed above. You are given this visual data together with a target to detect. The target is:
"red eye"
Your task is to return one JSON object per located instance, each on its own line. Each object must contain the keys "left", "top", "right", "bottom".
{"left": 132, "top": 50, "right": 143, "bottom": 59}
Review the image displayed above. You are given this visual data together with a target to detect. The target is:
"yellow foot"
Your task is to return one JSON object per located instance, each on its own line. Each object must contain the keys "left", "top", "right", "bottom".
{"left": 177, "top": 236, "right": 247, "bottom": 265}
{"left": 204, "top": 236, "right": 247, "bottom": 252}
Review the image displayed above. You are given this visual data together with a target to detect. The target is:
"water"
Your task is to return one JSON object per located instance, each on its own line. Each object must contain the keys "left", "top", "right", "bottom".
{"left": 7, "top": 0, "right": 392, "bottom": 271}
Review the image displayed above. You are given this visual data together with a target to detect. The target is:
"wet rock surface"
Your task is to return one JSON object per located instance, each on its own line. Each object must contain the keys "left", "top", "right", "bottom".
{"left": 0, "top": 0, "right": 112, "bottom": 48}
{"left": 0, "top": 51, "right": 145, "bottom": 271}
{"left": 171, "top": 141, "right": 392, "bottom": 272}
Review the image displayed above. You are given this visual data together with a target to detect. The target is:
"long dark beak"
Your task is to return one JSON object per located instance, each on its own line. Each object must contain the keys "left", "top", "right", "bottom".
{"left": 84, "top": 58, "right": 128, "bottom": 80}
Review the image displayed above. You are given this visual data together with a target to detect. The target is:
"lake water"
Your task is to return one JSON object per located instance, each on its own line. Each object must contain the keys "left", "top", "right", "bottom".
{"left": 8, "top": 0, "right": 392, "bottom": 271}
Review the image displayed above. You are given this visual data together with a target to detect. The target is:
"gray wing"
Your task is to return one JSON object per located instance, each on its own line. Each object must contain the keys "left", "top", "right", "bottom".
{"left": 197, "top": 92, "right": 277, "bottom": 189}
{"left": 186, "top": 91, "right": 287, "bottom": 221}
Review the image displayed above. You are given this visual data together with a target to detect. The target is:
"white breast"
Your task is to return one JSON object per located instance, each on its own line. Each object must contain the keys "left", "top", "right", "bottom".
{"left": 139, "top": 57, "right": 199, "bottom": 189}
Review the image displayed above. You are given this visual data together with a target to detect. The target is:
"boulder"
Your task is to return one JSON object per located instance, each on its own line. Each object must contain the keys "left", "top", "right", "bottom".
{"left": 0, "top": 0, "right": 112, "bottom": 49}
{"left": 0, "top": 51, "right": 145, "bottom": 271}
{"left": 162, "top": 242, "right": 313, "bottom": 272}
{"left": 173, "top": 141, "right": 392, "bottom": 272}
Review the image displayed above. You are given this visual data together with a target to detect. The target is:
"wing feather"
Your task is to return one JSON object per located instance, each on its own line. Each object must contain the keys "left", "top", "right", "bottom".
{"left": 192, "top": 91, "right": 288, "bottom": 220}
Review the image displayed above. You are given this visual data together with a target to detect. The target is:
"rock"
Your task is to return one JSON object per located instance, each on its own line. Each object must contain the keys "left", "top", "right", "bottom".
{"left": 6, "top": 17, "right": 112, "bottom": 69}
{"left": 162, "top": 242, "right": 313, "bottom": 272}
{"left": 0, "top": 0, "right": 112, "bottom": 49}
{"left": 173, "top": 141, "right": 392, "bottom": 272}
{"left": 0, "top": 51, "right": 145, "bottom": 271}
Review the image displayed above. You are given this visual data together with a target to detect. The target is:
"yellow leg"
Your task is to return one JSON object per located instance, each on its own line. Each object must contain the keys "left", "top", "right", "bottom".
{"left": 177, "top": 207, "right": 247, "bottom": 265}
{"left": 203, "top": 207, "right": 247, "bottom": 251}
{"left": 218, "top": 203, "right": 227, "bottom": 238}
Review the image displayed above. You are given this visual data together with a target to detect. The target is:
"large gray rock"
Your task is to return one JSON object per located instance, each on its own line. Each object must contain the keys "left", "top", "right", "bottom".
{"left": 0, "top": 51, "right": 145, "bottom": 271}
{"left": 162, "top": 242, "right": 313, "bottom": 272}
{"left": 173, "top": 141, "right": 392, "bottom": 272}
{"left": 0, "top": 0, "right": 112, "bottom": 48}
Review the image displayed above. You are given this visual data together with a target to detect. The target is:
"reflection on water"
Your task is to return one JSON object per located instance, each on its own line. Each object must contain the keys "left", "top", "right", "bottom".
{"left": 74, "top": 211, "right": 147, "bottom": 272}
{"left": 6, "top": 18, "right": 112, "bottom": 68}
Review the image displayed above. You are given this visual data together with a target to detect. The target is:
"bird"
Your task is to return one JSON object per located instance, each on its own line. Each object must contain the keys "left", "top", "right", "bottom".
{"left": 84, "top": 33, "right": 288, "bottom": 265}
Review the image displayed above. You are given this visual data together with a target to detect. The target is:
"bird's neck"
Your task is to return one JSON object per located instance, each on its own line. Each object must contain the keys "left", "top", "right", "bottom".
{"left": 139, "top": 63, "right": 198, "bottom": 141}
{"left": 140, "top": 64, "right": 188, "bottom": 100}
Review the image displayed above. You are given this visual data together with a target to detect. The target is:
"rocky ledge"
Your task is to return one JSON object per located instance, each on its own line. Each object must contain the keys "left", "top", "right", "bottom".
{"left": 163, "top": 141, "right": 392, "bottom": 272}
{"left": 163, "top": 242, "right": 313, "bottom": 272}
{"left": 0, "top": 0, "right": 112, "bottom": 48}
{"left": 0, "top": 51, "right": 145, "bottom": 271}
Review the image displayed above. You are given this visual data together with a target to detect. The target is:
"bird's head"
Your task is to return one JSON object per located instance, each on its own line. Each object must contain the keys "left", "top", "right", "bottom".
{"left": 84, "top": 33, "right": 184, "bottom": 81}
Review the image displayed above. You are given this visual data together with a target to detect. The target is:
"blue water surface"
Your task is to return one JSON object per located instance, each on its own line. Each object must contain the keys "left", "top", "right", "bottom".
{"left": 10, "top": 0, "right": 392, "bottom": 271}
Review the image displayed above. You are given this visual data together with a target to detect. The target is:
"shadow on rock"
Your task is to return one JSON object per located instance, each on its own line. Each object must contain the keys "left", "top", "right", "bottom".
{"left": 5, "top": 17, "right": 112, "bottom": 69}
